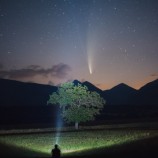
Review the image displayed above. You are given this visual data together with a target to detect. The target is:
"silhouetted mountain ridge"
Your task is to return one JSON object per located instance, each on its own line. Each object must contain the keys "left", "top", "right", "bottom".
{"left": 109, "top": 83, "right": 136, "bottom": 91}
{"left": 0, "top": 78, "right": 57, "bottom": 106}
{"left": 73, "top": 79, "right": 82, "bottom": 85}
{"left": 135, "top": 79, "right": 158, "bottom": 105}
{"left": 103, "top": 83, "right": 137, "bottom": 105}
{"left": 0, "top": 78, "right": 158, "bottom": 128}
{"left": 139, "top": 79, "right": 158, "bottom": 91}
{"left": 0, "top": 78, "right": 158, "bottom": 106}
{"left": 82, "top": 81, "right": 103, "bottom": 95}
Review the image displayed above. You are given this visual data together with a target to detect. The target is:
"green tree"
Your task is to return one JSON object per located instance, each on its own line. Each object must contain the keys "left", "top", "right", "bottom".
{"left": 47, "top": 82, "right": 105, "bottom": 130}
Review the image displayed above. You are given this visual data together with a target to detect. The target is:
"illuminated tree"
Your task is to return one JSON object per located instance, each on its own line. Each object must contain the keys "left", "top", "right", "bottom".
{"left": 47, "top": 82, "right": 105, "bottom": 130}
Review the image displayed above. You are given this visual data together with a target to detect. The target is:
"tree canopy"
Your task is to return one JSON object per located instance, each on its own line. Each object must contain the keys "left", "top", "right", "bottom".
{"left": 47, "top": 82, "right": 105, "bottom": 129}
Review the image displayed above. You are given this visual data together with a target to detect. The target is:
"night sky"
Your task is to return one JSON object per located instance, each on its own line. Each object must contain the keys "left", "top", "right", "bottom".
{"left": 0, "top": 0, "right": 158, "bottom": 90}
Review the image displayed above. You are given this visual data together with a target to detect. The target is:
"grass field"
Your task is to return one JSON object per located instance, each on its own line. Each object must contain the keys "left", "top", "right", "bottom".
{"left": 0, "top": 127, "right": 158, "bottom": 158}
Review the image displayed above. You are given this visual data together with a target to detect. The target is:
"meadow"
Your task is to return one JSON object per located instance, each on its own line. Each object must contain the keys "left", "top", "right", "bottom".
{"left": 0, "top": 127, "right": 158, "bottom": 157}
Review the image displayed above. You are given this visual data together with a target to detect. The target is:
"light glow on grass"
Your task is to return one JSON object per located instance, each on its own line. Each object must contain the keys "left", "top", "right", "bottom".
{"left": 63, "top": 148, "right": 84, "bottom": 154}
{"left": 0, "top": 130, "right": 154, "bottom": 157}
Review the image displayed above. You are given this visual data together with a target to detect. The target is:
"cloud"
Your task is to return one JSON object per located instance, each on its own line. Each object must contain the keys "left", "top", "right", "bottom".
{"left": 0, "top": 63, "right": 71, "bottom": 79}
{"left": 151, "top": 73, "right": 158, "bottom": 77}
{"left": 51, "top": 63, "right": 71, "bottom": 78}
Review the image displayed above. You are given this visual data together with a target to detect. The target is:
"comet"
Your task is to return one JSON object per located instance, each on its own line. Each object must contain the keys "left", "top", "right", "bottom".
{"left": 87, "top": 45, "right": 94, "bottom": 75}
{"left": 88, "top": 60, "right": 92, "bottom": 74}
{"left": 87, "top": 52, "right": 93, "bottom": 75}
{"left": 87, "top": 28, "right": 97, "bottom": 75}
{"left": 89, "top": 67, "right": 92, "bottom": 74}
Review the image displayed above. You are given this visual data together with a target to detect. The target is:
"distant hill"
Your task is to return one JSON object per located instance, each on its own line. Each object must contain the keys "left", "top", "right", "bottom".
{"left": 0, "top": 78, "right": 57, "bottom": 106}
{"left": 0, "top": 78, "right": 158, "bottom": 106}
{"left": 73, "top": 79, "right": 82, "bottom": 85}
{"left": 0, "top": 78, "right": 158, "bottom": 128}
{"left": 103, "top": 83, "right": 137, "bottom": 105}
{"left": 82, "top": 81, "right": 103, "bottom": 95}
{"left": 135, "top": 79, "right": 158, "bottom": 105}
{"left": 73, "top": 80, "right": 102, "bottom": 94}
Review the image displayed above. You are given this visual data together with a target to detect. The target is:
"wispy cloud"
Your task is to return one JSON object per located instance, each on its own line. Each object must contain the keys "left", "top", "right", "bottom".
{"left": 151, "top": 73, "right": 158, "bottom": 77}
{"left": 0, "top": 63, "right": 71, "bottom": 79}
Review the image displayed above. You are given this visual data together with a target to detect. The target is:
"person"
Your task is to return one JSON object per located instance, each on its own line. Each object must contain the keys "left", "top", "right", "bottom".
{"left": 51, "top": 144, "right": 61, "bottom": 158}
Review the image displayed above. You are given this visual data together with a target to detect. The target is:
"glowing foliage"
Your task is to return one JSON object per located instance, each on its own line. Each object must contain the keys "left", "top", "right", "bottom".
{"left": 47, "top": 82, "right": 105, "bottom": 129}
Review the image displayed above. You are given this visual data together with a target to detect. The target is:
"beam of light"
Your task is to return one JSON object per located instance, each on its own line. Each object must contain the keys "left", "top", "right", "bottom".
{"left": 55, "top": 128, "right": 61, "bottom": 145}
{"left": 54, "top": 109, "right": 63, "bottom": 145}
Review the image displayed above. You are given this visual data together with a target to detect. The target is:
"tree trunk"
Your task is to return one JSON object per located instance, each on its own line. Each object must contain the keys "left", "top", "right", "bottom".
{"left": 75, "top": 122, "right": 79, "bottom": 130}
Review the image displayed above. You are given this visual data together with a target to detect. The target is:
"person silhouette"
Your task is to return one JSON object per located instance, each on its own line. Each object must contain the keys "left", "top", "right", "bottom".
{"left": 51, "top": 144, "right": 61, "bottom": 158}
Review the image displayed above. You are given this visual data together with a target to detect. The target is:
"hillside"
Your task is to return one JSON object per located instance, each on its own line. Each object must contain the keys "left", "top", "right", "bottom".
{"left": 135, "top": 79, "right": 158, "bottom": 105}
{"left": 103, "top": 83, "right": 137, "bottom": 105}
{"left": 0, "top": 78, "right": 158, "bottom": 106}
{"left": 0, "top": 78, "right": 57, "bottom": 106}
{"left": 0, "top": 78, "right": 104, "bottom": 107}
{"left": 0, "top": 78, "right": 158, "bottom": 128}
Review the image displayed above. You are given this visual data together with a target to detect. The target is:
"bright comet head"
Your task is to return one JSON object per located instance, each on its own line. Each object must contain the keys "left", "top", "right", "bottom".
{"left": 88, "top": 59, "right": 93, "bottom": 75}
{"left": 89, "top": 66, "right": 92, "bottom": 74}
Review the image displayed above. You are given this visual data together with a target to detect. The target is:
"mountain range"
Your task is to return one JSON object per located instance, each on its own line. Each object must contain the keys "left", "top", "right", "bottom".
{"left": 0, "top": 78, "right": 158, "bottom": 128}
{"left": 0, "top": 78, "right": 158, "bottom": 106}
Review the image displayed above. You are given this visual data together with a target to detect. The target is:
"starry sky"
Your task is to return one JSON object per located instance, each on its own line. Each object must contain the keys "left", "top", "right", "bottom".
{"left": 0, "top": 0, "right": 158, "bottom": 90}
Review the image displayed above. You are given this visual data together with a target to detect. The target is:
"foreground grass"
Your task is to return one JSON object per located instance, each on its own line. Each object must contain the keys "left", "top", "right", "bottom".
{"left": 0, "top": 129, "right": 157, "bottom": 157}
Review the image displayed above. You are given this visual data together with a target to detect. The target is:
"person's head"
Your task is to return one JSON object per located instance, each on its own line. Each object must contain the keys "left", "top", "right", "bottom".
{"left": 55, "top": 144, "right": 58, "bottom": 149}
